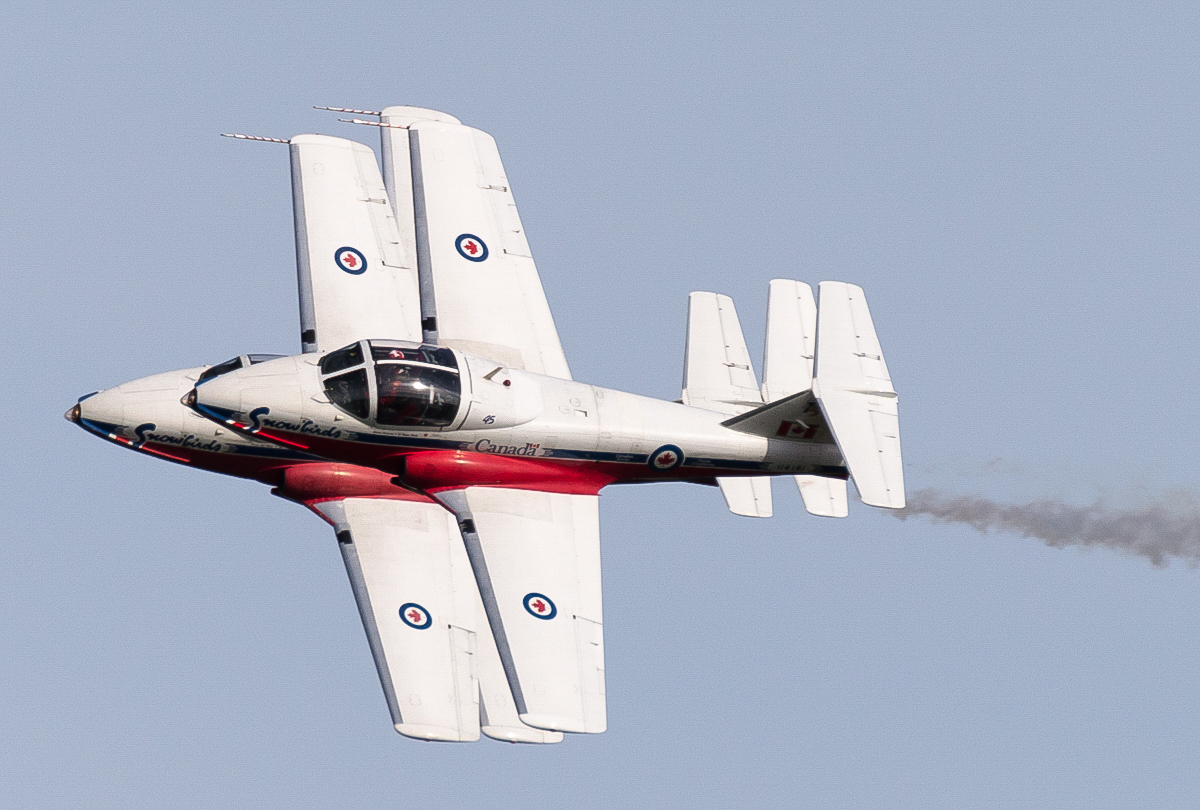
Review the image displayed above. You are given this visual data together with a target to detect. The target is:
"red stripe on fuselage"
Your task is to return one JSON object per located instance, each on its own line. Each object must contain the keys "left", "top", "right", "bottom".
{"left": 254, "top": 429, "right": 311, "bottom": 449}
{"left": 249, "top": 430, "right": 728, "bottom": 491}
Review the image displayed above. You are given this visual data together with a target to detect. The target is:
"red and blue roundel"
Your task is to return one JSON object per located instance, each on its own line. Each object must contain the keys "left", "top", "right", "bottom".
{"left": 455, "top": 234, "right": 488, "bottom": 262}
{"left": 523, "top": 593, "right": 557, "bottom": 620}
{"left": 335, "top": 246, "right": 367, "bottom": 275}
{"left": 399, "top": 602, "right": 432, "bottom": 629}
{"left": 648, "top": 444, "right": 684, "bottom": 471}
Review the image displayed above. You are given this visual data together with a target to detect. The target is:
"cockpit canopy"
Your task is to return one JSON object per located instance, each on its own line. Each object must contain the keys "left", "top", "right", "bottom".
{"left": 319, "top": 340, "right": 461, "bottom": 428}
{"left": 197, "top": 354, "right": 285, "bottom": 384}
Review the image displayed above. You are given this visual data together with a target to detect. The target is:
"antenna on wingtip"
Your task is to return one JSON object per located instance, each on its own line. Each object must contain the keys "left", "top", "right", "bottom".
{"left": 220, "top": 133, "right": 291, "bottom": 144}
{"left": 337, "top": 118, "right": 410, "bottom": 129}
{"left": 314, "top": 106, "right": 382, "bottom": 116}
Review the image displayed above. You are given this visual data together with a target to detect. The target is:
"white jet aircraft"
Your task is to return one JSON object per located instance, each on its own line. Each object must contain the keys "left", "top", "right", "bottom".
{"left": 69, "top": 105, "right": 904, "bottom": 743}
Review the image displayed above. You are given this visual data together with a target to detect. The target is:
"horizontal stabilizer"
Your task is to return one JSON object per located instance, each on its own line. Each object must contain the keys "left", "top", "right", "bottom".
{"left": 717, "top": 477, "right": 773, "bottom": 518}
{"left": 795, "top": 475, "right": 848, "bottom": 517}
{"left": 686, "top": 292, "right": 777, "bottom": 518}
{"left": 762, "top": 279, "right": 817, "bottom": 403}
{"left": 683, "top": 292, "right": 762, "bottom": 415}
{"left": 813, "top": 282, "right": 904, "bottom": 508}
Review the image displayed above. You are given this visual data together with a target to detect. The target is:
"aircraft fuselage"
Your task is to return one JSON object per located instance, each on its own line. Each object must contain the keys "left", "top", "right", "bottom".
{"left": 188, "top": 344, "right": 848, "bottom": 495}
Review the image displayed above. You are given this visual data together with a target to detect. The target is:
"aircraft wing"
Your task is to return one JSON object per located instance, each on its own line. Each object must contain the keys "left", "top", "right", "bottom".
{"left": 376, "top": 105, "right": 462, "bottom": 295}
{"left": 311, "top": 495, "right": 561, "bottom": 743}
{"left": 289, "top": 134, "right": 423, "bottom": 353}
{"left": 435, "top": 487, "right": 606, "bottom": 734}
{"left": 382, "top": 116, "right": 572, "bottom": 379}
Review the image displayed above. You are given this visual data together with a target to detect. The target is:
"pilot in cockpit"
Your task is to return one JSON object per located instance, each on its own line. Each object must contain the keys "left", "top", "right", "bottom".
{"left": 377, "top": 365, "right": 424, "bottom": 425}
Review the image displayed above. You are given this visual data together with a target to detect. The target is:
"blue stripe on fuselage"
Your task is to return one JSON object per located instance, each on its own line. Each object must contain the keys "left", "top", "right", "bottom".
{"left": 335, "top": 429, "right": 845, "bottom": 477}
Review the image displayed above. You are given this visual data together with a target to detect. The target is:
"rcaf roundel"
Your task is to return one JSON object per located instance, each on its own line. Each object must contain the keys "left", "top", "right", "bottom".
{"left": 399, "top": 602, "right": 432, "bottom": 629}
{"left": 455, "top": 234, "right": 489, "bottom": 262}
{"left": 334, "top": 246, "right": 367, "bottom": 275}
{"left": 523, "top": 592, "right": 557, "bottom": 620}
{"left": 648, "top": 444, "right": 685, "bottom": 471}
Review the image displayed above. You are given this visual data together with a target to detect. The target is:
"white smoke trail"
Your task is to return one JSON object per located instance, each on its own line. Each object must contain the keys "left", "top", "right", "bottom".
{"left": 893, "top": 489, "right": 1200, "bottom": 567}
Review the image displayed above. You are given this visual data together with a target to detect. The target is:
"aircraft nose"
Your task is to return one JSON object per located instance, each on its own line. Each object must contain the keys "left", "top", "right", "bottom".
{"left": 190, "top": 372, "right": 244, "bottom": 421}
{"left": 71, "top": 389, "right": 125, "bottom": 431}
{"left": 190, "top": 356, "right": 306, "bottom": 430}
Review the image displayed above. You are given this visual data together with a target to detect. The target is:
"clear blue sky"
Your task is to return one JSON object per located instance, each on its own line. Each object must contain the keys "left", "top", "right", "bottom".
{"left": 5, "top": 2, "right": 1200, "bottom": 807}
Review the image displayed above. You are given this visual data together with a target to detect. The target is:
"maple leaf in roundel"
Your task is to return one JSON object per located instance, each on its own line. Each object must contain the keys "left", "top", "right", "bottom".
{"left": 657, "top": 452, "right": 676, "bottom": 466}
